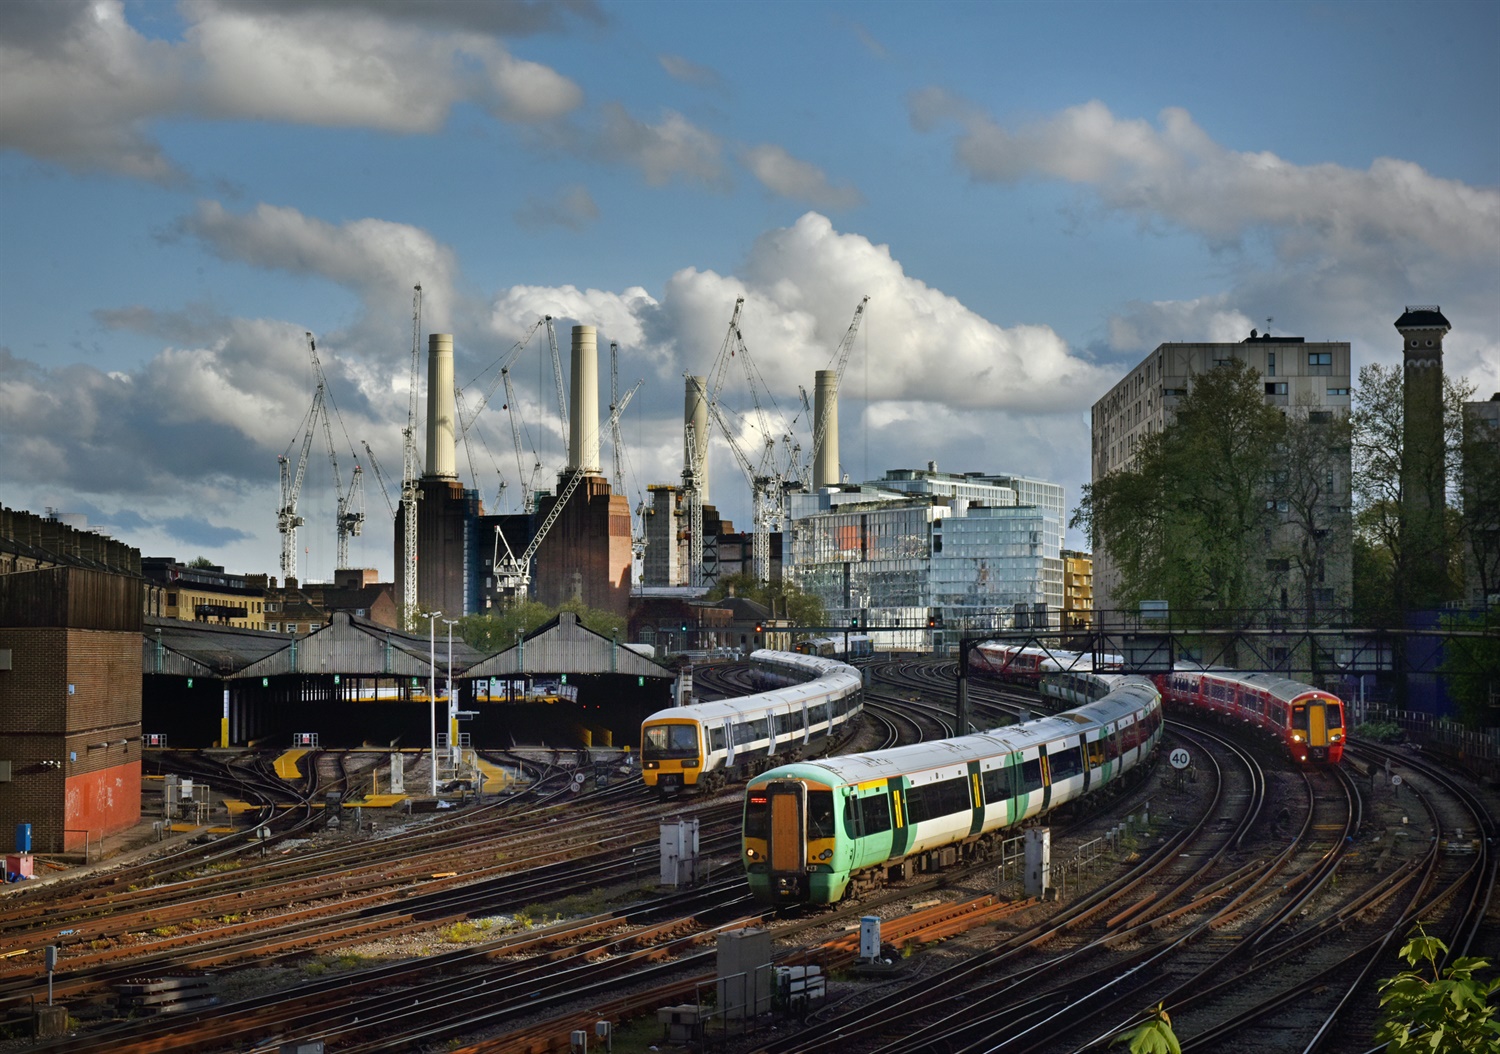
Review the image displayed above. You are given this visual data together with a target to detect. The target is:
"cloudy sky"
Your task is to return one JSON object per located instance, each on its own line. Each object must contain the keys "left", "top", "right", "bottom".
{"left": 2, "top": 0, "right": 1496, "bottom": 582}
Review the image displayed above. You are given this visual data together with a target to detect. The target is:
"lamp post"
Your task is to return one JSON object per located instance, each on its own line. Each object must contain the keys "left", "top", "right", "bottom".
{"left": 443, "top": 618, "right": 459, "bottom": 765}
{"left": 422, "top": 611, "right": 442, "bottom": 796}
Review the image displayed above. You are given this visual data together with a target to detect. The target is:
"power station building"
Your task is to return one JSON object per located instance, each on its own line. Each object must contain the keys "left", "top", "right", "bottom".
{"left": 1089, "top": 331, "right": 1354, "bottom": 624}
{"left": 398, "top": 326, "right": 632, "bottom": 621}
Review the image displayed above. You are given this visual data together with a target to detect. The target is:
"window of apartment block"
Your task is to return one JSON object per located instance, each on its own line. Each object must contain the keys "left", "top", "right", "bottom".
{"left": 268, "top": 622, "right": 280, "bottom": 631}
{"left": 1327, "top": 386, "right": 1349, "bottom": 396}
{"left": 166, "top": 592, "right": 177, "bottom": 605}
{"left": 1308, "top": 351, "right": 1333, "bottom": 375}
{"left": 1264, "top": 382, "right": 1287, "bottom": 395}
{"left": 1267, "top": 352, "right": 1276, "bottom": 376}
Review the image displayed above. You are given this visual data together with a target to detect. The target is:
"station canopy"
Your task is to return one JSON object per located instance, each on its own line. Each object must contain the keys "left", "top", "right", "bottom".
{"left": 466, "top": 611, "right": 672, "bottom": 680}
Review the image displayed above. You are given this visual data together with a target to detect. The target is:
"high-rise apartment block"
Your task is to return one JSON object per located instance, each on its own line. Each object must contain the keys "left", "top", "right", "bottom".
{"left": 1090, "top": 333, "right": 1353, "bottom": 623}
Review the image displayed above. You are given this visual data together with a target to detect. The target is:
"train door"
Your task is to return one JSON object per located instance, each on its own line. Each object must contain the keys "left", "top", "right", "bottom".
{"left": 802, "top": 701, "right": 810, "bottom": 745}
{"left": 763, "top": 779, "right": 808, "bottom": 900}
{"left": 767, "top": 708, "right": 779, "bottom": 756}
{"left": 724, "top": 720, "right": 736, "bottom": 767}
{"left": 1307, "top": 700, "right": 1329, "bottom": 752}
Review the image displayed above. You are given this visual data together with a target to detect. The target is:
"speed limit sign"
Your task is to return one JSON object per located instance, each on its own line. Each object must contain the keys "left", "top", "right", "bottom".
{"left": 1169, "top": 748, "right": 1191, "bottom": 770}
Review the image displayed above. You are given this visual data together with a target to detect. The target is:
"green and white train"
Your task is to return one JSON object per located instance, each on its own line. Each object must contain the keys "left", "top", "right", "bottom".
{"left": 743, "top": 675, "right": 1163, "bottom": 905}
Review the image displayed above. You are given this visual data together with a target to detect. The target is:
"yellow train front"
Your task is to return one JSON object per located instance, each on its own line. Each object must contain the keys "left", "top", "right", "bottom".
{"left": 640, "top": 650, "right": 865, "bottom": 795}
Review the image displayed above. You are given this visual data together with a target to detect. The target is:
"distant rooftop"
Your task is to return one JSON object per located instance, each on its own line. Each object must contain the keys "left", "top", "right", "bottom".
{"left": 1396, "top": 305, "right": 1450, "bottom": 330}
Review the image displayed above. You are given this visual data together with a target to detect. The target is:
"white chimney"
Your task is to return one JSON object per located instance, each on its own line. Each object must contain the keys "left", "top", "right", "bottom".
{"left": 424, "top": 333, "right": 456, "bottom": 478}
{"left": 814, "top": 368, "right": 839, "bottom": 490}
{"left": 569, "top": 325, "right": 600, "bottom": 474}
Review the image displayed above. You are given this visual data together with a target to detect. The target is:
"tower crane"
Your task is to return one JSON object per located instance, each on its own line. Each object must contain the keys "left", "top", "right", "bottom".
{"left": 491, "top": 379, "right": 643, "bottom": 600}
{"left": 300, "top": 332, "right": 365, "bottom": 572}
{"left": 361, "top": 440, "right": 396, "bottom": 519}
{"left": 803, "top": 296, "right": 870, "bottom": 487}
{"left": 399, "top": 285, "right": 422, "bottom": 630}
{"left": 545, "top": 316, "right": 569, "bottom": 467}
{"left": 277, "top": 361, "right": 323, "bottom": 582}
{"left": 501, "top": 367, "right": 541, "bottom": 512}
{"left": 682, "top": 419, "right": 706, "bottom": 588}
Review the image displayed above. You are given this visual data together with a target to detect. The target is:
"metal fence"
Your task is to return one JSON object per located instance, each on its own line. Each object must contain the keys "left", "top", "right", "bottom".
{"left": 1360, "top": 706, "right": 1500, "bottom": 778}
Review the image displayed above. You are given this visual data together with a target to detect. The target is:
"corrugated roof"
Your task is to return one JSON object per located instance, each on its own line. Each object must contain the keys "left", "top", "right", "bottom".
{"left": 145, "top": 616, "right": 292, "bottom": 676}
{"left": 236, "top": 611, "right": 486, "bottom": 679}
{"left": 466, "top": 611, "right": 673, "bottom": 679}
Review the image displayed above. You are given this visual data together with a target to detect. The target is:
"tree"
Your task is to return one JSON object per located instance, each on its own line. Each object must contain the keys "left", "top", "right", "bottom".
{"left": 1074, "top": 360, "right": 1285, "bottom": 616}
{"left": 1351, "top": 363, "right": 1474, "bottom": 620}
{"left": 1375, "top": 926, "right": 1500, "bottom": 1053}
{"left": 455, "top": 600, "right": 626, "bottom": 654}
{"left": 707, "top": 572, "right": 826, "bottom": 627}
{"left": 188, "top": 556, "right": 216, "bottom": 569}
{"left": 1112, "top": 1003, "right": 1181, "bottom": 1054}
{"left": 1439, "top": 608, "right": 1500, "bottom": 728}
{"left": 1460, "top": 405, "right": 1500, "bottom": 606}
{"left": 1269, "top": 404, "right": 1353, "bottom": 623}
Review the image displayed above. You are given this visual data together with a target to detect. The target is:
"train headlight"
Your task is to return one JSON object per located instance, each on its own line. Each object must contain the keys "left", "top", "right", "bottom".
{"left": 1330, "top": 732, "right": 1344, "bottom": 742}
{"left": 746, "top": 848, "right": 757, "bottom": 859}
{"left": 819, "top": 849, "right": 833, "bottom": 861}
{"left": 643, "top": 761, "right": 658, "bottom": 770}
{"left": 683, "top": 758, "right": 699, "bottom": 768}
{"left": 1291, "top": 732, "right": 1305, "bottom": 743}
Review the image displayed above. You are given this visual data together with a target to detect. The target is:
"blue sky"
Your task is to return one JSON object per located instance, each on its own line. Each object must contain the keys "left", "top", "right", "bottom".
{"left": 2, "top": 0, "right": 1496, "bottom": 582}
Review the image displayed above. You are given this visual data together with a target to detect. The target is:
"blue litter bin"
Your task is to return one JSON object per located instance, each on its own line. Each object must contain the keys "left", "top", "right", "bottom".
{"left": 15, "top": 823, "right": 31, "bottom": 854}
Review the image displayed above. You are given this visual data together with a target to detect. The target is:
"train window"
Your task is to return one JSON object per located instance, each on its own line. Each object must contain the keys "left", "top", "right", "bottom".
{"left": 809, "top": 704, "right": 828, "bottom": 726}
{"left": 906, "top": 777, "right": 970, "bottom": 823}
{"left": 1020, "top": 757, "right": 1043, "bottom": 793}
{"left": 1048, "top": 744, "right": 1083, "bottom": 780}
{"left": 737, "top": 719, "right": 767, "bottom": 743}
{"left": 744, "top": 795, "right": 770, "bottom": 840}
{"left": 981, "top": 765, "right": 1015, "bottom": 803}
{"left": 1086, "top": 737, "right": 1106, "bottom": 769}
{"left": 709, "top": 726, "right": 726, "bottom": 751}
{"left": 644, "top": 724, "right": 700, "bottom": 758}
{"left": 1327, "top": 700, "right": 1344, "bottom": 726}
{"left": 807, "top": 791, "right": 835, "bottom": 840}
{"left": 1291, "top": 704, "right": 1308, "bottom": 731}
{"left": 843, "top": 796, "right": 861, "bottom": 837}
{"left": 860, "top": 793, "right": 892, "bottom": 835}
{"left": 1105, "top": 729, "right": 1121, "bottom": 761}
{"left": 775, "top": 712, "right": 795, "bottom": 736}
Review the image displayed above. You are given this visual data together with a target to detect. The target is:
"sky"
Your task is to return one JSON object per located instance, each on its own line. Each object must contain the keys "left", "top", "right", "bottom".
{"left": 2, "top": 0, "right": 1497, "bottom": 583}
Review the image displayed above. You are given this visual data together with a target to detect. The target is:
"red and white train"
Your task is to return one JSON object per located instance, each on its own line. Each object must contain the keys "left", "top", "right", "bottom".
{"left": 973, "top": 643, "right": 1346, "bottom": 765}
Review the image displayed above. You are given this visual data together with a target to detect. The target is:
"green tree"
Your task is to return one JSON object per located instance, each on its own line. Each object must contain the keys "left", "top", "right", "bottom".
{"left": 188, "top": 556, "right": 216, "bottom": 569}
{"left": 1073, "top": 360, "right": 1285, "bottom": 615}
{"left": 1112, "top": 1003, "right": 1181, "bottom": 1054}
{"left": 454, "top": 601, "right": 626, "bottom": 654}
{"left": 1439, "top": 608, "right": 1500, "bottom": 727}
{"left": 1459, "top": 404, "right": 1500, "bottom": 605}
{"left": 1269, "top": 404, "right": 1354, "bottom": 623}
{"left": 1351, "top": 363, "right": 1474, "bottom": 620}
{"left": 707, "top": 572, "right": 826, "bottom": 628}
{"left": 1375, "top": 926, "right": 1500, "bottom": 1053}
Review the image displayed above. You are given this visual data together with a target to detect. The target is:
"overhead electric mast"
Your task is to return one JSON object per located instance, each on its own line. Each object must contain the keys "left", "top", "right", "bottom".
{"left": 804, "top": 296, "right": 869, "bottom": 487}
{"left": 399, "top": 285, "right": 422, "bottom": 630}
{"left": 491, "top": 379, "right": 643, "bottom": 599}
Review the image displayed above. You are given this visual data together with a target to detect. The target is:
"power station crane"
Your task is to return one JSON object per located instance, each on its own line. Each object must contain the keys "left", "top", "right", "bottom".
{"left": 399, "top": 284, "right": 422, "bottom": 630}
{"left": 803, "top": 296, "right": 870, "bottom": 486}
{"left": 682, "top": 419, "right": 706, "bottom": 588}
{"left": 491, "top": 379, "right": 643, "bottom": 599}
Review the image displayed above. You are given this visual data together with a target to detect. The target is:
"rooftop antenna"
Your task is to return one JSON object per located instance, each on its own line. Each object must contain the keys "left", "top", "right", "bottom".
{"left": 1265, "top": 316, "right": 1273, "bottom": 336}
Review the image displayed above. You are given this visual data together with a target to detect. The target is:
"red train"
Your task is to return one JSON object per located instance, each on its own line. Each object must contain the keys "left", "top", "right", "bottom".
{"left": 1157, "top": 668, "right": 1345, "bottom": 764}
{"left": 972, "top": 644, "right": 1345, "bottom": 764}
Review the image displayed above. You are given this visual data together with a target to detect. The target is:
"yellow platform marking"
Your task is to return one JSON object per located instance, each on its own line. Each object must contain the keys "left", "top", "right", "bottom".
{"left": 274, "top": 749, "right": 308, "bottom": 780}
{"left": 352, "top": 794, "right": 409, "bottom": 808}
{"left": 168, "top": 823, "right": 199, "bottom": 833}
{"left": 221, "top": 800, "right": 256, "bottom": 815}
{"left": 473, "top": 755, "right": 516, "bottom": 794}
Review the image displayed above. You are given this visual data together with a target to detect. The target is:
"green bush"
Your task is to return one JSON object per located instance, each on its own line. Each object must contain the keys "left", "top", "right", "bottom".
{"left": 1355, "top": 721, "right": 1405, "bottom": 744}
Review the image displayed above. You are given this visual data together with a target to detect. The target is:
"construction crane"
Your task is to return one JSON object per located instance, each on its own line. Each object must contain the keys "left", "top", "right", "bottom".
{"left": 399, "top": 285, "right": 422, "bottom": 630}
{"left": 361, "top": 440, "right": 396, "bottom": 518}
{"left": 803, "top": 296, "right": 870, "bottom": 487}
{"left": 545, "top": 316, "right": 569, "bottom": 468}
{"left": 491, "top": 379, "right": 643, "bottom": 600}
{"left": 277, "top": 357, "right": 324, "bottom": 582}
{"left": 682, "top": 419, "right": 706, "bottom": 588}
{"left": 298, "top": 333, "right": 366, "bottom": 572}
{"left": 609, "top": 340, "right": 626, "bottom": 496}
{"left": 501, "top": 368, "right": 541, "bottom": 512}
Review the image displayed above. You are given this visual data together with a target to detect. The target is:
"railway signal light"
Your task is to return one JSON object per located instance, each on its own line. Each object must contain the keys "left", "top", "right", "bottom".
{"left": 849, "top": 617, "right": 858, "bottom": 628}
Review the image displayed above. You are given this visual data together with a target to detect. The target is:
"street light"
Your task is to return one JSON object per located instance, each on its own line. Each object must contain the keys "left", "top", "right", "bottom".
{"left": 443, "top": 618, "right": 459, "bottom": 766}
{"left": 421, "top": 611, "right": 442, "bottom": 796}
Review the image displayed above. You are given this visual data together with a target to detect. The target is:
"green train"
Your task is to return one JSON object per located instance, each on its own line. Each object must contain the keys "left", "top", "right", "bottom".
{"left": 743, "top": 675, "right": 1163, "bottom": 905}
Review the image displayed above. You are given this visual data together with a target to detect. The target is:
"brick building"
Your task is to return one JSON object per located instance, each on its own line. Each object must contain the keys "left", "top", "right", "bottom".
{"left": 1, "top": 508, "right": 143, "bottom": 855}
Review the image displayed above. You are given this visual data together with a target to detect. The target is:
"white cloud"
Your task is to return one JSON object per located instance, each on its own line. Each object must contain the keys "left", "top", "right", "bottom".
{"left": 0, "top": 0, "right": 585, "bottom": 177}
{"left": 514, "top": 185, "right": 600, "bottom": 231}
{"left": 913, "top": 95, "right": 1500, "bottom": 263}
{"left": 1108, "top": 296, "right": 1255, "bottom": 353}
{"left": 658, "top": 54, "right": 723, "bottom": 91}
{"left": 742, "top": 145, "right": 863, "bottom": 210}
{"left": 595, "top": 103, "right": 728, "bottom": 189}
